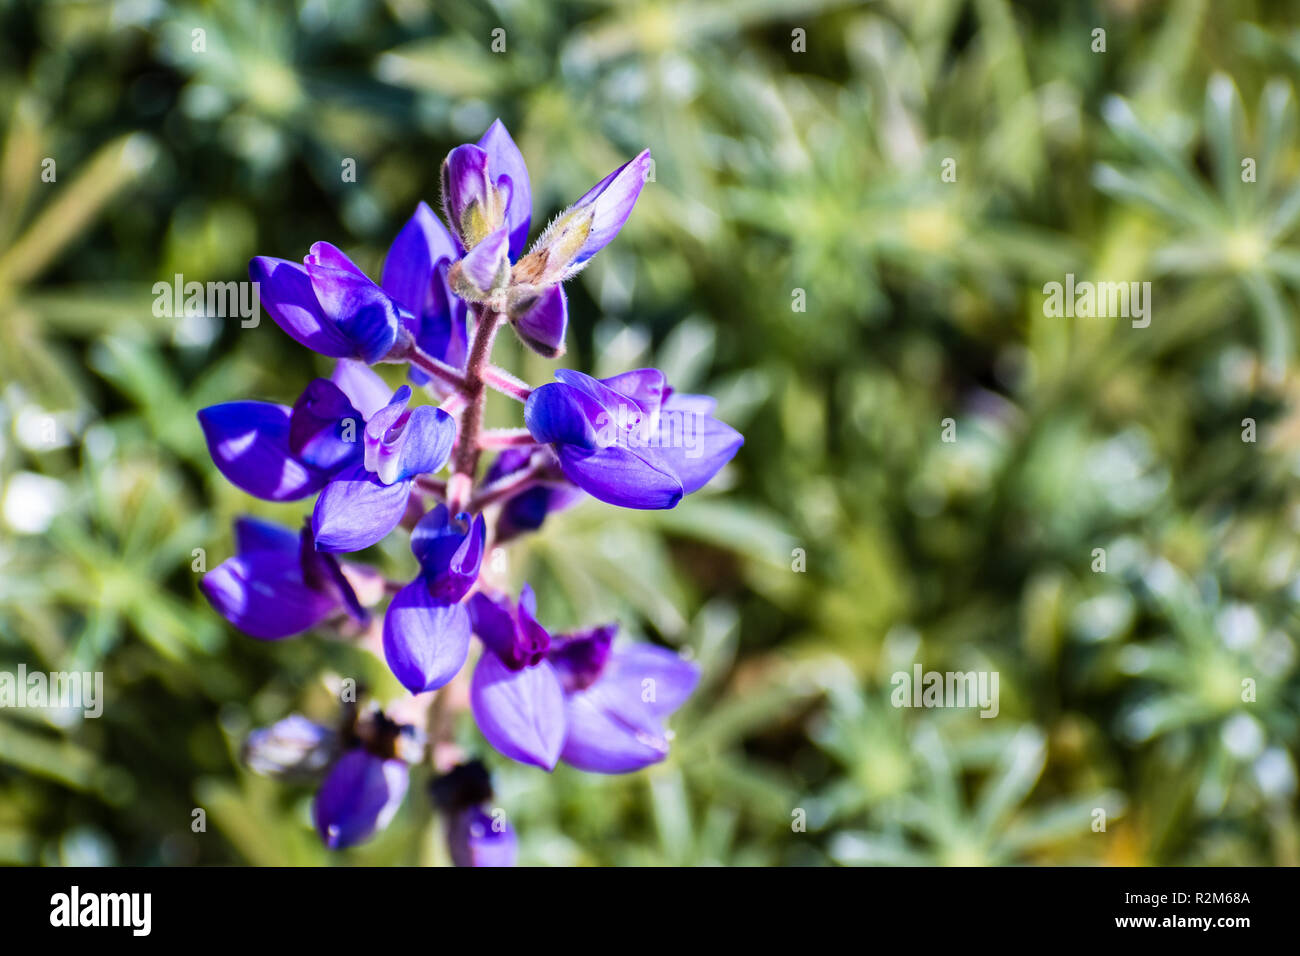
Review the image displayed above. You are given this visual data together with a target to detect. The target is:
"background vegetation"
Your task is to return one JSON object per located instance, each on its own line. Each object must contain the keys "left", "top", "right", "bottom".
{"left": 1, "top": 0, "right": 1298, "bottom": 865}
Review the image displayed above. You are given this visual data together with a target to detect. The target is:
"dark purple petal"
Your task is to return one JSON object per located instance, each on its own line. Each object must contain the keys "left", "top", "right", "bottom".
{"left": 289, "top": 379, "right": 364, "bottom": 473}
{"left": 312, "top": 464, "right": 412, "bottom": 552}
{"left": 548, "top": 625, "right": 616, "bottom": 692}
{"left": 232, "top": 516, "right": 300, "bottom": 557}
{"left": 511, "top": 285, "right": 567, "bottom": 358}
{"left": 330, "top": 359, "right": 393, "bottom": 421}
{"left": 478, "top": 119, "right": 531, "bottom": 259}
{"left": 200, "top": 551, "right": 337, "bottom": 640}
{"left": 304, "top": 257, "right": 402, "bottom": 364}
{"left": 382, "top": 581, "right": 472, "bottom": 693}
{"left": 243, "top": 714, "right": 338, "bottom": 780}
{"left": 313, "top": 750, "right": 409, "bottom": 850}
{"left": 553, "top": 442, "right": 683, "bottom": 509}
{"left": 410, "top": 505, "right": 486, "bottom": 602}
{"left": 470, "top": 652, "right": 565, "bottom": 770}
{"left": 566, "top": 149, "right": 652, "bottom": 268}
{"left": 249, "top": 257, "right": 353, "bottom": 357}
{"left": 447, "top": 805, "right": 517, "bottom": 867}
{"left": 363, "top": 386, "right": 457, "bottom": 485}
{"left": 197, "top": 402, "right": 327, "bottom": 501}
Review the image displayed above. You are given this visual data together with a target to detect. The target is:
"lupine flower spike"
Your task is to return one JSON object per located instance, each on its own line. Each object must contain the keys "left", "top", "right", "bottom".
{"left": 199, "top": 120, "right": 742, "bottom": 858}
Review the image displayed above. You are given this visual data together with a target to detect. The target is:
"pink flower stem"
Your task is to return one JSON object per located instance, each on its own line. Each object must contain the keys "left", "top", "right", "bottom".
{"left": 483, "top": 364, "right": 533, "bottom": 402}
{"left": 447, "top": 305, "right": 504, "bottom": 513}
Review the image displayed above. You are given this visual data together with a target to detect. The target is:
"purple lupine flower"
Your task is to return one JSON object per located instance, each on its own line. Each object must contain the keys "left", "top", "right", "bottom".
{"left": 440, "top": 119, "right": 651, "bottom": 359}
{"left": 314, "top": 748, "right": 410, "bottom": 850}
{"left": 483, "top": 447, "right": 585, "bottom": 543}
{"left": 245, "top": 706, "right": 423, "bottom": 851}
{"left": 468, "top": 585, "right": 566, "bottom": 769}
{"left": 381, "top": 202, "right": 469, "bottom": 382}
{"left": 251, "top": 242, "right": 409, "bottom": 363}
{"left": 197, "top": 377, "right": 364, "bottom": 501}
{"left": 207, "top": 121, "right": 730, "bottom": 857}
{"left": 431, "top": 761, "right": 517, "bottom": 867}
{"left": 311, "top": 367, "right": 457, "bottom": 553}
{"left": 467, "top": 585, "right": 698, "bottom": 773}
{"left": 524, "top": 368, "right": 743, "bottom": 509}
{"left": 549, "top": 625, "right": 699, "bottom": 773}
{"left": 382, "top": 505, "right": 485, "bottom": 694}
{"left": 200, "top": 517, "right": 369, "bottom": 639}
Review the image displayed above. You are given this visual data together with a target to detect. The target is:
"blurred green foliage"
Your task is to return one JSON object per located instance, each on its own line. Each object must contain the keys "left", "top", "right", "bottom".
{"left": 1, "top": 0, "right": 1299, "bottom": 865}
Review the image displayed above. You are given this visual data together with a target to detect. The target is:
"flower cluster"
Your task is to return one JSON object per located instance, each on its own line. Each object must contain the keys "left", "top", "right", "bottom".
{"left": 198, "top": 121, "right": 743, "bottom": 863}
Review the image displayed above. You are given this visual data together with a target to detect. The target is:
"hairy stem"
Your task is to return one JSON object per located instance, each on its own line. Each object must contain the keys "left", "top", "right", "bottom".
{"left": 448, "top": 305, "right": 504, "bottom": 512}
{"left": 477, "top": 427, "right": 537, "bottom": 449}
{"left": 482, "top": 364, "right": 533, "bottom": 402}
{"left": 407, "top": 344, "right": 469, "bottom": 391}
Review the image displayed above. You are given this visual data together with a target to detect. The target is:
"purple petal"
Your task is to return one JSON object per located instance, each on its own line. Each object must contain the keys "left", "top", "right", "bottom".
{"left": 477, "top": 119, "right": 532, "bottom": 259}
{"left": 523, "top": 381, "right": 603, "bottom": 448}
{"left": 554, "top": 442, "right": 683, "bottom": 510}
{"left": 567, "top": 149, "right": 652, "bottom": 268}
{"left": 304, "top": 241, "right": 368, "bottom": 277}
{"left": 381, "top": 202, "right": 458, "bottom": 316}
{"left": 596, "top": 368, "right": 667, "bottom": 413}
{"left": 441, "top": 144, "right": 494, "bottom": 249}
{"left": 559, "top": 691, "right": 671, "bottom": 773}
{"left": 458, "top": 226, "right": 510, "bottom": 294}
{"left": 331, "top": 359, "right": 393, "bottom": 421}
{"left": 468, "top": 592, "right": 518, "bottom": 660}
{"left": 232, "top": 516, "right": 300, "bottom": 557}
{"left": 200, "top": 551, "right": 337, "bottom": 640}
{"left": 304, "top": 260, "right": 402, "bottom": 364}
{"left": 511, "top": 285, "right": 567, "bottom": 358}
{"left": 470, "top": 652, "right": 565, "bottom": 770}
{"left": 382, "top": 581, "right": 472, "bottom": 693}
{"left": 197, "top": 401, "right": 327, "bottom": 501}
{"left": 249, "top": 257, "right": 353, "bottom": 357}
{"left": 313, "top": 750, "right": 409, "bottom": 850}
{"left": 559, "top": 644, "right": 699, "bottom": 774}
{"left": 600, "top": 642, "right": 700, "bottom": 718}
{"left": 548, "top": 625, "right": 616, "bottom": 692}
{"left": 650, "top": 406, "right": 743, "bottom": 495}
{"left": 364, "top": 386, "right": 457, "bottom": 485}
{"left": 312, "top": 464, "right": 412, "bottom": 552}
{"left": 447, "top": 805, "right": 517, "bottom": 867}
{"left": 410, "top": 505, "right": 486, "bottom": 602}
{"left": 289, "top": 378, "right": 364, "bottom": 473}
